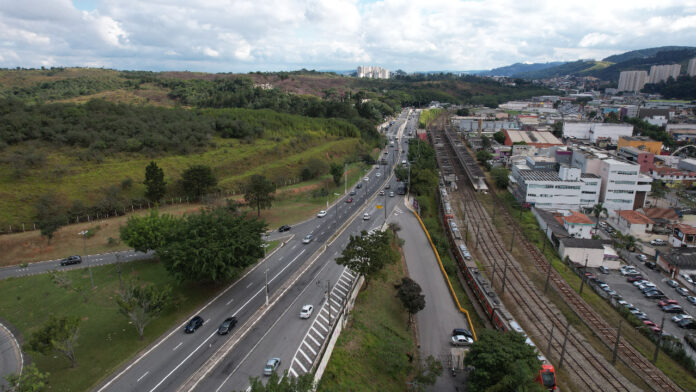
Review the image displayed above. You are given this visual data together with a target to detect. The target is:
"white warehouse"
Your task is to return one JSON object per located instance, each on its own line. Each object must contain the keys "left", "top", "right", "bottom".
{"left": 563, "top": 122, "right": 634, "bottom": 144}
{"left": 510, "top": 165, "right": 600, "bottom": 210}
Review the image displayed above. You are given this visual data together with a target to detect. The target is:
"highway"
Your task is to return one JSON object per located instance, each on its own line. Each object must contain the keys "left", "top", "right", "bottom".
{"left": 96, "top": 109, "right": 414, "bottom": 391}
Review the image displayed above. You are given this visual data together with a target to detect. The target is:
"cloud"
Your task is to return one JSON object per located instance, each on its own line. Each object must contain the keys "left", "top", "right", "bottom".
{"left": 0, "top": 0, "right": 694, "bottom": 72}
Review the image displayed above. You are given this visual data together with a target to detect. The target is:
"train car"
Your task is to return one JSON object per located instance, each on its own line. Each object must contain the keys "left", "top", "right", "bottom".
{"left": 537, "top": 364, "right": 557, "bottom": 391}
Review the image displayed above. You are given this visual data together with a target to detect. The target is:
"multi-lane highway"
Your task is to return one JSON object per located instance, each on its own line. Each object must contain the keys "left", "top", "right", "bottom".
{"left": 95, "top": 109, "right": 415, "bottom": 391}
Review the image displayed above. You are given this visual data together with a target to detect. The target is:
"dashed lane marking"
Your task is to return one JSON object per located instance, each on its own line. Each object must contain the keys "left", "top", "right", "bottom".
{"left": 173, "top": 342, "right": 182, "bottom": 351}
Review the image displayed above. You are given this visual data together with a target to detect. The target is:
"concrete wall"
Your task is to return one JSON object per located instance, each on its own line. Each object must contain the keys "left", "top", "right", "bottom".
{"left": 558, "top": 245, "right": 605, "bottom": 268}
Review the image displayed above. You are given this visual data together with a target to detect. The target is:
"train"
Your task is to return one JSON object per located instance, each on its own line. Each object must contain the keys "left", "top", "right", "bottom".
{"left": 437, "top": 184, "right": 557, "bottom": 391}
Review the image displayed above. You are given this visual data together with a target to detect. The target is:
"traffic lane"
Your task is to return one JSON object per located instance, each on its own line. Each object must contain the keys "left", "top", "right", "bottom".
{"left": 393, "top": 209, "right": 469, "bottom": 358}
{"left": 0, "top": 323, "right": 21, "bottom": 392}
{"left": 0, "top": 249, "right": 152, "bottom": 280}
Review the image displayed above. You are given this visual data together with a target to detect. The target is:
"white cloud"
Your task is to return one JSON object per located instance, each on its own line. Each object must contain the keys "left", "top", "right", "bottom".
{"left": 0, "top": 0, "right": 694, "bottom": 71}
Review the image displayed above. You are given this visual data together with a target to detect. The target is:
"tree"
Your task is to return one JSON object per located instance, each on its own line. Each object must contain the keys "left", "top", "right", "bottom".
{"left": 35, "top": 193, "right": 67, "bottom": 244}
{"left": 244, "top": 174, "right": 276, "bottom": 217}
{"left": 551, "top": 121, "right": 563, "bottom": 138}
{"left": 650, "top": 179, "right": 667, "bottom": 204}
{"left": 143, "top": 161, "right": 166, "bottom": 203}
{"left": 26, "top": 315, "right": 81, "bottom": 368}
{"left": 476, "top": 150, "right": 492, "bottom": 165}
{"left": 456, "top": 108, "right": 470, "bottom": 116}
{"left": 330, "top": 162, "right": 344, "bottom": 186}
{"left": 158, "top": 207, "right": 266, "bottom": 282}
{"left": 590, "top": 202, "right": 608, "bottom": 232}
{"left": 480, "top": 135, "right": 491, "bottom": 150}
{"left": 4, "top": 363, "right": 49, "bottom": 392}
{"left": 493, "top": 131, "right": 506, "bottom": 144}
{"left": 180, "top": 165, "right": 217, "bottom": 199}
{"left": 463, "top": 329, "right": 543, "bottom": 392}
{"left": 335, "top": 230, "right": 399, "bottom": 288}
{"left": 120, "top": 209, "right": 177, "bottom": 252}
{"left": 396, "top": 277, "right": 425, "bottom": 327}
{"left": 246, "top": 371, "right": 314, "bottom": 392}
{"left": 116, "top": 281, "right": 171, "bottom": 340}
{"left": 491, "top": 167, "right": 509, "bottom": 189}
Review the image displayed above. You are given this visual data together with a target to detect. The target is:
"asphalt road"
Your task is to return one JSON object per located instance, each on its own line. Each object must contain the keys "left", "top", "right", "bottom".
{"left": 0, "top": 323, "right": 22, "bottom": 391}
{"left": 96, "top": 109, "right": 412, "bottom": 392}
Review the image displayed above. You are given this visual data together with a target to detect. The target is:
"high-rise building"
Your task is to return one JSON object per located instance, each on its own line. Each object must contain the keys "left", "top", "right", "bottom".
{"left": 356, "top": 66, "right": 390, "bottom": 79}
{"left": 648, "top": 64, "right": 681, "bottom": 84}
{"left": 617, "top": 71, "right": 647, "bottom": 92}
{"left": 688, "top": 58, "right": 696, "bottom": 77}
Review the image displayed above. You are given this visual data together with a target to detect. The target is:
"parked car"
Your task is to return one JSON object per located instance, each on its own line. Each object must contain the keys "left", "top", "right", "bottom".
{"left": 300, "top": 305, "right": 314, "bottom": 319}
{"left": 599, "top": 266, "right": 609, "bottom": 274}
{"left": 635, "top": 312, "right": 649, "bottom": 320}
{"left": 450, "top": 335, "right": 474, "bottom": 346}
{"left": 60, "top": 255, "right": 82, "bottom": 266}
{"left": 278, "top": 225, "right": 291, "bottom": 232}
{"left": 677, "top": 319, "right": 696, "bottom": 329}
{"left": 627, "top": 275, "right": 644, "bottom": 282}
{"left": 672, "top": 314, "right": 693, "bottom": 323}
{"left": 217, "top": 317, "right": 238, "bottom": 335}
{"left": 645, "top": 262, "right": 657, "bottom": 270}
{"left": 184, "top": 316, "right": 204, "bottom": 333}
{"left": 363, "top": 213, "right": 370, "bottom": 220}
{"left": 650, "top": 239, "right": 667, "bottom": 246}
{"left": 645, "top": 291, "right": 666, "bottom": 299}
{"left": 317, "top": 210, "right": 327, "bottom": 218}
{"left": 643, "top": 320, "right": 658, "bottom": 328}
{"left": 452, "top": 328, "right": 473, "bottom": 339}
{"left": 659, "top": 299, "right": 679, "bottom": 308}
{"left": 263, "top": 358, "right": 281, "bottom": 376}
{"left": 302, "top": 234, "right": 313, "bottom": 244}
{"left": 676, "top": 287, "right": 690, "bottom": 297}
{"left": 681, "top": 273, "right": 694, "bottom": 285}
{"left": 620, "top": 267, "right": 638, "bottom": 276}
{"left": 687, "top": 296, "right": 696, "bottom": 305}
{"left": 663, "top": 304, "right": 684, "bottom": 313}
{"left": 636, "top": 254, "right": 648, "bottom": 261}
{"left": 666, "top": 279, "right": 679, "bottom": 288}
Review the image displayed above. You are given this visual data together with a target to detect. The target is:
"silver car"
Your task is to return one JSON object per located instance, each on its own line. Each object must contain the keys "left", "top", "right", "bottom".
{"left": 263, "top": 358, "right": 281, "bottom": 376}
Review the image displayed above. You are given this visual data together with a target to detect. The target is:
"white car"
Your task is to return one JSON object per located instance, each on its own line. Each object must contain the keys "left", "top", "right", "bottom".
{"left": 376, "top": 172, "right": 381, "bottom": 177}
{"left": 302, "top": 234, "right": 313, "bottom": 244}
{"left": 317, "top": 210, "right": 327, "bottom": 218}
{"left": 363, "top": 176, "right": 369, "bottom": 182}
{"left": 450, "top": 335, "right": 474, "bottom": 346}
{"left": 672, "top": 314, "right": 693, "bottom": 323}
{"left": 363, "top": 213, "right": 370, "bottom": 220}
{"left": 680, "top": 273, "right": 694, "bottom": 285}
{"left": 636, "top": 254, "right": 648, "bottom": 261}
{"left": 300, "top": 305, "right": 313, "bottom": 319}
{"left": 650, "top": 239, "right": 667, "bottom": 246}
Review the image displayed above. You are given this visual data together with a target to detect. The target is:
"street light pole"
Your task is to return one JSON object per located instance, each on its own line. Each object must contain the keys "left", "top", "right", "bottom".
{"left": 265, "top": 268, "right": 269, "bottom": 306}
{"left": 79, "top": 230, "right": 94, "bottom": 289}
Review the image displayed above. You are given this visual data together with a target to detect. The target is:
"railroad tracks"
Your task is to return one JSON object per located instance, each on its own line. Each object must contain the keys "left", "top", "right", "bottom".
{"left": 430, "top": 126, "right": 682, "bottom": 391}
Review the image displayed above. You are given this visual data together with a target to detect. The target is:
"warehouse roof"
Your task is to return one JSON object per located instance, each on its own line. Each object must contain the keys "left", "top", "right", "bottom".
{"left": 505, "top": 130, "right": 563, "bottom": 145}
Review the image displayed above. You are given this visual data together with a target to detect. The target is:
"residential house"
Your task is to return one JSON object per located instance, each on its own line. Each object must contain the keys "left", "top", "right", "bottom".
{"left": 670, "top": 224, "right": 696, "bottom": 248}
{"left": 555, "top": 211, "right": 595, "bottom": 239}
{"left": 614, "top": 210, "right": 654, "bottom": 239}
{"left": 657, "top": 248, "right": 696, "bottom": 278}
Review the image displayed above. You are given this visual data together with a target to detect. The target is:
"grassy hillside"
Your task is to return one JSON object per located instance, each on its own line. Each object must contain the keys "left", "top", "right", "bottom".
{"left": 603, "top": 46, "right": 696, "bottom": 63}
{"left": 513, "top": 60, "right": 601, "bottom": 79}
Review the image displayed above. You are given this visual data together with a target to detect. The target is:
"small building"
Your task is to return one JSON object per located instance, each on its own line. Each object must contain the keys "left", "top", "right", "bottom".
{"left": 670, "top": 224, "right": 696, "bottom": 248}
{"left": 648, "top": 167, "right": 696, "bottom": 186}
{"left": 558, "top": 238, "right": 614, "bottom": 269}
{"left": 679, "top": 158, "right": 696, "bottom": 173}
{"left": 639, "top": 208, "right": 680, "bottom": 233}
{"left": 617, "top": 146, "right": 654, "bottom": 173}
{"left": 614, "top": 210, "right": 654, "bottom": 238}
{"left": 666, "top": 124, "right": 696, "bottom": 142}
{"left": 657, "top": 248, "right": 696, "bottom": 278}
{"left": 617, "top": 136, "right": 662, "bottom": 155}
{"left": 504, "top": 130, "right": 563, "bottom": 148}
{"left": 555, "top": 211, "right": 594, "bottom": 239}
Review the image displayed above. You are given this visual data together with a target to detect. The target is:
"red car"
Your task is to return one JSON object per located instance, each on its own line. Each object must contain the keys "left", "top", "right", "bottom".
{"left": 658, "top": 299, "right": 679, "bottom": 308}
{"left": 627, "top": 275, "right": 644, "bottom": 282}
{"left": 643, "top": 320, "right": 657, "bottom": 328}
{"left": 346, "top": 197, "right": 353, "bottom": 203}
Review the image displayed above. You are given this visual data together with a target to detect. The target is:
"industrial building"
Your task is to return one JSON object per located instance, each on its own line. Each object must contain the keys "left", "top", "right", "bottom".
{"left": 503, "top": 130, "right": 563, "bottom": 148}
{"left": 617, "top": 136, "right": 662, "bottom": 155}
{"left": 562, "top": 122, "right": 634, "bottom": 144}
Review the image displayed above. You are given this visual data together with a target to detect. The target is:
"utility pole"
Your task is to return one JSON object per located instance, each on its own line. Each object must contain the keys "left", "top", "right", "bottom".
{"left": 501, "top": 261, "right": 508, "bottom": 294}
{"left": 344, "top": 163, "right": 347, "bottom": 195}
{"left": 653, "top": 314, "right": 666, "bottom": 363}
{"left": 546, "top": 324, "right": 555, "bottom": 359}
{"left": 265, "top": 268, "right": 269, "bottom": 306}
{"left": 544, "top": 261, "right": 553, "bottom": 294}
{"left": 578, "top": 255, "right": 589, "bottom": 295}
{"left": 558, "top": 321, "right": 571, "bottom": 369}
{"left": 612, "top": 320, "right": 622, "bottom": 365}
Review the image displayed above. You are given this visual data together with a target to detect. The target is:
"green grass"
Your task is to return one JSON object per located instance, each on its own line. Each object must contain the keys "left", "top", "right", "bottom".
{"left": 317, "top": 256, "right": 415, "bottom": 391}
{"left": 418, "top": 109, "right": 445, "bottom": 128}
{"left": 0, "top": 259, "right": 225, "bottom": 391}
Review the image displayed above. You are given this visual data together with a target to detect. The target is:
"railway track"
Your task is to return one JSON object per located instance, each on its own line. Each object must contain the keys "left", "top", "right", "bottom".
{"left": 432, "top": 124, "right": 682, "bottom": 392}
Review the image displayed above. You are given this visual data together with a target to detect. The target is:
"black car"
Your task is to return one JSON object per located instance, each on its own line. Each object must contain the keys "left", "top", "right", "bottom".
{"left": 278, "top": 225, "right": 291, "bottom": 232}
{"left": 662, "top": 305, "right": 684, "bottom": 314}
{"left": 60, "top": 255, "right": 82, "bottom": 266}
{"left": 356, "top": 183, "right": 362, "bottom": 189}
{"left": 645, "top": 291, "right": 666, "bottom": 299}
{"left": 217, "top": 317, "right": 238, "bottom": 335}
{"left": 678, "top": 319, "right": 696, "bottom": 329}
{"left": 349, "top": 190, "right": 357, "bottom": 196}
{"left": 452, "top": 328, "right": 473, "bottom": 339}
{"left": 645, "top": 262, "right": 657, "bottom": 270}
{"left": 185, "top": 316, "right": 204, "bottom": 333}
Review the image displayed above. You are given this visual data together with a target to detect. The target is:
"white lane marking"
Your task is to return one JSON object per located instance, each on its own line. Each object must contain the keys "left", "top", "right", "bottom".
{"left": 330, "top": 298, "right": 341, "bottom": 307}
{"left": 344, "top": 270, "right": 355, "bottom": 278}
{"left": 311, "top": 326, "right": 325, "bottom": 339}
{"left": 246, "top": 283, "right": 253, "bottom": 289}
{"left": 226, "top": 298, "right": 234, "bottom": 306}
{"left": 148, "top": 331, "right": 217, "bottom": 392}
{"left": 294, "top": 357, "right": 308, "bottom": 372}
{"left": 303, "top": 341, "right": 317, "bottom": 355}
{"left": 137, "top": 371, "right": 149, "bottom": 382}
{"left": 289, "top": 367, "right": 298, "bottom": 378}
{"left": 292, "top": 245, "right": 297, "bottom": 250}
{"left": 315, "top": 321, "right": 329, "bottom": 333}
{"left": 339, "top": 276, "right": 352, "bottom": 286}
{"left": 308, "top": 333, "right": 321, "bottom": 347}
{"left": 330, "top": 305, "right": 339, "bottom": 313}
{"left": 298, "top": 347, "right": 311, "bottom": 363}
{"left": 318, "top": 313, "right": 329, "bottom": 324}
{"left": 173, "top": 342, "right": 182, "bottom": 351}
{"left": 334, "top": 285, "right": 348, "bottom": 296}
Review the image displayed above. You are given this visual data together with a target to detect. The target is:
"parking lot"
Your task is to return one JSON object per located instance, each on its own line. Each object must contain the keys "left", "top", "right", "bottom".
{"left": 587, "top": 256, "right": 696, "bottom": 359}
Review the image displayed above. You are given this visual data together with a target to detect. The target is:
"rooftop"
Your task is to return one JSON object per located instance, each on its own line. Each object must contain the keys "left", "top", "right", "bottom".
{"left": 518, "top": 170, "right": 564, "bottom": 182}
{"left": 660, "top": 249, "right": 696, "bottom": 269}
{"left": 617, "top": 210, "right": 655, "bottom": 225}
{"left": 620, "top": 136, "right": 655, "bottom": 142}
{"left": 506, "top": 130, "right": 563, "bottom": 145}
{"left": 562, "top": 211, "right": 594, "bottom": 225}
{"left": 639, "top": 208, "right": 680, "bottom": 221}
{"left": 580, "top": 173, "right": 600, "bottom": 179}
{"left": 559, "top": 238, "right": 605, "bottom": 249}
{"left": 673, "top": 224, "right": 696, "bottom": 235}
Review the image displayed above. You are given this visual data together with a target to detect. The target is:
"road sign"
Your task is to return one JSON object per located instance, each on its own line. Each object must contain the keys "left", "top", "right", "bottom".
{"left": 376, "top": 205, "right": 383, "bottom": 209}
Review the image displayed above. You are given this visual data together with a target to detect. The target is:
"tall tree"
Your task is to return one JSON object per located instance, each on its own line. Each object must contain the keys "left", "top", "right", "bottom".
{"left": 493, "top": 131, "right": 506, "bottom": 144}
{"left": 480, "top": 135, "right": 491, "bottom": 150}
{"left": 35, "top": 193, "right": 67, "bottom": 244}
{"left": 491, "top": 167, "right": 509, "bottom": 189}
{"left": 244, "top": 175, "right": 276, "bottom": 217}
{"left": 116, "top": 281, "right": 171, "bottom": 340}
{"left": 26, "top": 315, "right": 81, "bottom": 368}
{"left": 336, "top": 230, "right": 398, "bottom": 288}
{"left": 330, "top": 162, "right": 344, "bottom": 186}
{"left": 180, "top": 165, "right": 217, "bottom": 200}
{"left": 4, "top": 363, "right": 49, "bottom": 392}
{"left": 463, "top": 330, "right": 543, "bottom": 392}
{"left": 158, "top": 207, "right": 266, "bottom": 282}
{"left": 143, "top": 161, "right": 166, "bottom": 203}
{"left": 396, "top": 277, "right": 426, "bottom": 327}
{"left": 120, "top": 209, "right": 177, "bottom": 252}
{"left": 590, "top": 202, "right": 608, "bottom": 232}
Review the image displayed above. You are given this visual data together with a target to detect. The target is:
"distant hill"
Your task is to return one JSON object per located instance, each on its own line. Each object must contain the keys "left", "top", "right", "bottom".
{"left": 512, "top": 60, "right": 605, "bottom": 79}
{"left": 603, "top": 46, "right": 696, "bottom": 63}
{"left": 479, "top": 62, "right": 565, "bottom": 77}
{"left": 588, "top": 48, "right": 696, "bottom": 81}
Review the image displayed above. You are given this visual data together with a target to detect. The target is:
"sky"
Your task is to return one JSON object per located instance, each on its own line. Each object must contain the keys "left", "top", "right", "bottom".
{"left": 1, "top": 0, "right": 695, "bottom": 73}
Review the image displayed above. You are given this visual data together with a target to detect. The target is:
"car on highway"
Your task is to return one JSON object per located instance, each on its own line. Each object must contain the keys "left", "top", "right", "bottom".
{"left": 363, "top": 213, "right": 370, "bottom": 220}
{"left": 350, "top": 190, "right": 357, "bottom": 196}
{"left": 385, "top": 184, "right": 391, "bottom": 189}
{"left": 401, "top": 160, "right": 407, "bottom": 165}
{"left": 687, "top": 296, "right": 696, "bottom": 305}
{"left": 278, "top": 225, "right": 291, "bottom": 232}
{"left": 60, "top": 255, "right": 82, "bottom": 266}
{"left": 363, "top": 176, "right": 369, "bottom": 182}
{"left": 666, "top": 279, "right": 679, "bottom": 288}
{"left": 300, "top": 305, "right": 314, "bottom": 319}
{"left": 184, "top": 316, "right": 204, "bottom": 333}
{"left": 302, "top": 234, "right": 313, "bottom": 244}
{"left": 676, "top": 287, "right": 689, "bottom": 297}
{"left": 356, "top": 183, "right": 362, "bottom": 189}
{"left": 346, "top": 197, "right": 353, "bottom": 203}
{"left": 217, "top": 317, "right": 238, "bottom": 335}
{"left": 317, "top": 210, "right": 327, "bottom": 218}
{"left": 450, "top": 335, "right": 474, "bottom": 346}
{"left": 389, "top": 191, "right": 395, "bottom": 197}
{"left": 650, "top": 239, "right": 667, "bottom": 246}
{"left": 263, "top": 358, "right": 281, "bottom": 376}
{"left": 662, "top": 304, "right": 684, "bottom": 313}
{"left": 379, "top": 190, "right": 385, "bottom": 196}
{"left": 376, "top": 172, "right": 381, "bottom": 177}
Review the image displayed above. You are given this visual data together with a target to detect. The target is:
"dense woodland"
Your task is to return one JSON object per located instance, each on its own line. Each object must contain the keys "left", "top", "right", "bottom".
{"left": 643, "top": 75, "right": 696, "bottom": 100}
